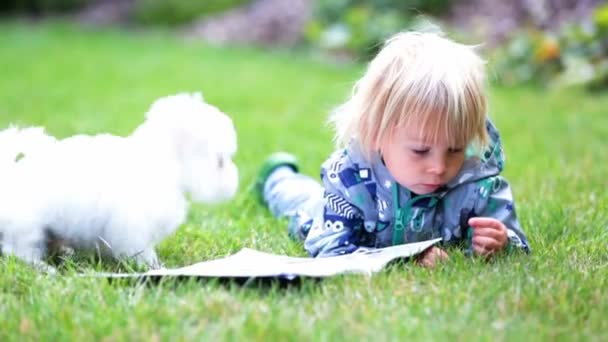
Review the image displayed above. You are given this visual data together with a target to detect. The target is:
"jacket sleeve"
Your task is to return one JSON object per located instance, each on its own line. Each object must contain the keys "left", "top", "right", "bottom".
{"left": 303, "top": 159, "right": 367, "bottom": 257}
{"left": 474, "top": 176, "right": 531, "bottom": 253}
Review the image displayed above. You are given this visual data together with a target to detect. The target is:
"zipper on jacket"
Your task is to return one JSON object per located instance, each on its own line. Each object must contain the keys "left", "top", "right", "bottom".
{"left": 391, "top": 183, "right": 439, "bottom": 245}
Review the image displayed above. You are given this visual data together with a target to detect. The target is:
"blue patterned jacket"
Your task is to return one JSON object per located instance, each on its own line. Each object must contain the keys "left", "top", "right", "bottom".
{"left": 303, "top": 120, "right": 530, "bottom": 257}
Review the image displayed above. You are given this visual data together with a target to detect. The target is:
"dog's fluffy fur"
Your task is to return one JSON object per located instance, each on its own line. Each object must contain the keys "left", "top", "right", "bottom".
{"left": 0, "top": 93, "right": 238, "bottom": 270}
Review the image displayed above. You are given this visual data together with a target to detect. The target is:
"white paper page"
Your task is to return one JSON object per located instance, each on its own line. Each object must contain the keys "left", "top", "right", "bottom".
{"left": 99, "top": 238, "right": 442, "bottom": 279}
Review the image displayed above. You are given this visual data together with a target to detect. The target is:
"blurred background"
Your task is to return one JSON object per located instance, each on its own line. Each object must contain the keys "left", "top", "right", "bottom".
{"left": 1, "top": 5, "right": 607, "bottom": 340}
{"left": 1, "top": 0, "right": 607, "bottom": 91}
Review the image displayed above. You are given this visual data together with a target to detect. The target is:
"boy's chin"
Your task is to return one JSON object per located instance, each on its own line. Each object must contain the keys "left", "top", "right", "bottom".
{"left": 408, "top": 184, "right": 440, "bottom": 195}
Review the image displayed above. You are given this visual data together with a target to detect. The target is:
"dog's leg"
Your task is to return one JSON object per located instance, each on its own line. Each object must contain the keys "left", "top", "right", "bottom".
{"left": 133, "top": 248, "right": 163, "bottom": 270}
{"left": 111, "top": 245, "right": 162, "bottom": 270}
{"left": 2, "top": 229, "right": 56, "bottom": 273}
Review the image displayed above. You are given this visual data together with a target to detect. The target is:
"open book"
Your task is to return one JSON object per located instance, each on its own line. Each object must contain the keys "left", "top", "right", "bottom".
{"left": 97, "top": 238, "right": 441, "bottom": 280}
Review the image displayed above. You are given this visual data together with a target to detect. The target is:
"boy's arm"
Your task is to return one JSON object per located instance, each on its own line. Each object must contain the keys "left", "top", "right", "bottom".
{"left": 304, "top": 191, "right": 366, "bottom": 257}
{"left": 304, "top": 151, "right": 371, "bottom": 257}
{"left": 474, "top": 176, "right": 530, "bottom": 253}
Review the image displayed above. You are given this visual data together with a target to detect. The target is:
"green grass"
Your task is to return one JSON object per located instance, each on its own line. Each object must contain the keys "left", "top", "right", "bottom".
{"left": 0, "top": 20, "right": 607, "bottom": 341}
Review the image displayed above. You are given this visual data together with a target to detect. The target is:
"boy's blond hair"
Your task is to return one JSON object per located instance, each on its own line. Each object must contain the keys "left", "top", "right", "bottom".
{"left": 329, "top": 31, "right": 489, "bottom": 158}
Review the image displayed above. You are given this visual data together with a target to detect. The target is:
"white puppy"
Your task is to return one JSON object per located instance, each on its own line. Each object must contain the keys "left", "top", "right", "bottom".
{"left": 0, "top": 93, "right": 238, "bottom": 270}
{"left": 0, "top": 126, "right": 57, "bottom": 163}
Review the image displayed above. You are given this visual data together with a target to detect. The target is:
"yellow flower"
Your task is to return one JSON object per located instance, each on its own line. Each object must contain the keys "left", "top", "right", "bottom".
{"left": 535, "top": 37, "right": 560, "bottom": 62}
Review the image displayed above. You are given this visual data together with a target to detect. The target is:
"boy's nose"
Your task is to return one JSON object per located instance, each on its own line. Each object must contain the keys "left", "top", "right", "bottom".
{"left": 428, "top": 157, "right": 447, "bottom": 176}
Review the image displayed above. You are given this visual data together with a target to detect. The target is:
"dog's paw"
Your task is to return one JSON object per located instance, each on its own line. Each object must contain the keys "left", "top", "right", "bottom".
{"left": 33, "top": 262, "right": 58, "bottom": 275}
{"left": 130, "top": 248, "right": 162, "bottom": 270}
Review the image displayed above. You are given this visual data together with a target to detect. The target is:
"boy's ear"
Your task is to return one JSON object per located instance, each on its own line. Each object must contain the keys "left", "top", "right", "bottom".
{"left": 374, "top": 132, "right": 387, "bottom": 154}
{"left": 375, "top": 144, "right": 383, "bottom": 156}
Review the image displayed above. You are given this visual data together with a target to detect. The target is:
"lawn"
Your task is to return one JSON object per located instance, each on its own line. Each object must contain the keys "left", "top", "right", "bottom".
{"left": 0, "top": 21, "right": 606, "bottom": 341}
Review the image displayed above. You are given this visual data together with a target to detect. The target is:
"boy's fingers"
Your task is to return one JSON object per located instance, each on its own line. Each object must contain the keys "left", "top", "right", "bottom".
{"left": 417, "top": 247, "right": 449, "bottom": 268}
{"left": 472, "top": 240, "right": 500, "bottom": 256}
{"left": 472, "top": 241, "right": 485, "bottom": 255}
{"left": 420, "top": 256, "right": 435, "bottom": 268}
{"left": 473, "top": 227, "right": 507, "bottom": 241}
{"left": 473, "top": 241, "right": 492, "bottom": 256}
{"left": 468, "top": 217, "right": 503, "bottom": 229}
{"left": 417, "top": 250, "right": 436, "bottom": 268}
{"left": 473, "top": 236, "right": 504, "bottom": 253}
{"left": 437, "top": 248, "right": 449, "bottom": 260}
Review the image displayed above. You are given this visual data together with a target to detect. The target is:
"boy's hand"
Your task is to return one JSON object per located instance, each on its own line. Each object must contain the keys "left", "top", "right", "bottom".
{"left": 468, "top": 217, "right": 508, "bottom": 256}
{"left": 416, "top": 246, "right": 449, "bottom": 268}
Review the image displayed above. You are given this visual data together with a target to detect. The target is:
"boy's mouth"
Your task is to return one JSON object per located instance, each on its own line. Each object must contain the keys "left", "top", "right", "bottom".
{"left": 418, "top": 183, "right": 441, "bottom": 191}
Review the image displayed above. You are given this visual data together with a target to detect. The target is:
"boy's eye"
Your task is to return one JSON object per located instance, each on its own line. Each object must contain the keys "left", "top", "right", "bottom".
{"left": 412, "top": 149, "right": 429, "bottom": 155}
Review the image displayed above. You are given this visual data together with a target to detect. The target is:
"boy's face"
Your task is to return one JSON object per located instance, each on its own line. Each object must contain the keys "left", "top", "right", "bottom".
{"left": 380, "top": 120, "right": 466, "bottom": 195}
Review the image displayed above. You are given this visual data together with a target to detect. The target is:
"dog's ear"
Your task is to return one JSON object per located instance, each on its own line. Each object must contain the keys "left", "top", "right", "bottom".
{"left": 174, "top": 128, "right": 192, "bottom": 158}
{"left": 174, "top": 127, "right": 209, "bottom": 160}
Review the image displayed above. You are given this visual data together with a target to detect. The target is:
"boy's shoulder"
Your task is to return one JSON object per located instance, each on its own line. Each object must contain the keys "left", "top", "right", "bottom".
{"left": 320, "top": 146, "right": 377, "bottom": 191}
{"left": 321, "top": 148, "right": 351, "bottom": 171}
{"left": 321, "top": 145, "right": 372, "bottom": 175}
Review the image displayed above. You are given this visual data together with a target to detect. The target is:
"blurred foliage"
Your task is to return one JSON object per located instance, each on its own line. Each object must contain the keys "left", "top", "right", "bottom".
{"left": 305, "top": 0, "right": 453, "bottom": 59}
{"left": 0, "top": 0, "right": 91, "bottom": 14}
{"left": 492, "top": 3, "right": 608, "bottom": 91}
{"left": 132, "top": 0, "right": 250, "bottom": 27}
